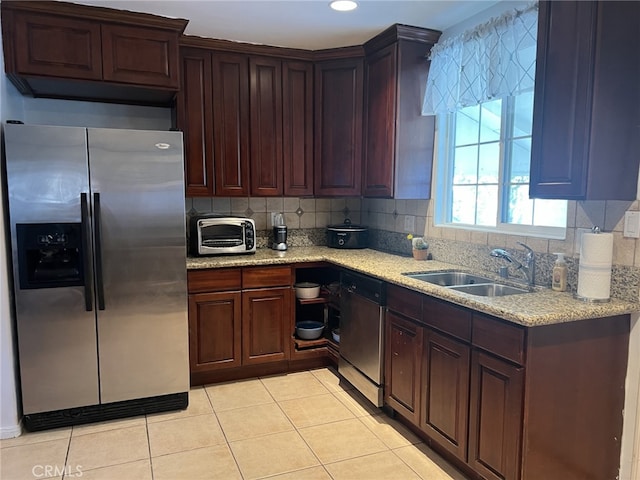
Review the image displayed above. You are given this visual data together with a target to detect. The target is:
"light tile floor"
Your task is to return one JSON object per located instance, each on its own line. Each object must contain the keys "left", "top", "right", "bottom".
{"left": 0, "top": 368, "right": 470, "bottom": 480}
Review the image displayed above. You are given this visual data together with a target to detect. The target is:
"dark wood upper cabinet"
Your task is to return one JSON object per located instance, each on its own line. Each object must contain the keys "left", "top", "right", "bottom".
{"left": 212, "top": 52, "right": 251, "bottom": 197}
{"left": 1, "top": 1, "right": 187, "bottom": 105}
{"left": 10, "top": 11, "right": 103, "bottom": 80}
{"left": 179, "top": 36, "right": 316, "bottom": 197}
{"left": 530, "top": 0, "right": 640, "bottom": 200}
{"left": 250, "top": 57, "right": 283, "bottom": 196}
{"left": 177, "top": 46, "right": 252, "bottom": 197}
{"left": 314, "top": 56, "right": 364, "bottom": 197}
{"left": 101, "top": 24, "right": 179, "bottom": 89}
{"left": 177, "top": 47, "right": 213, "bottom": 196}
{"left": 283, "top": 61, "right": 314, "bottom": 197}
{"left": 362, "top": 25, "right": 441, "bottom": 199}
{"left": 176, "top": 46, "right": 250, "bottom": 197}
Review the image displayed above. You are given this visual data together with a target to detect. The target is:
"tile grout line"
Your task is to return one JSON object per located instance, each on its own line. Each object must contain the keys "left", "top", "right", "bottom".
{"left": 267, "top": 369, "right": 336, "bottom": 480}
{"left": 2, "top": 368, "right": 465, "bottom": 480}
{"left": 251, "top": 370, "right": 326, "bottom": 479}
{"left": 145, "top": 414, "right": 155, "bottom": 480}
{"left": 61, "top": 428, "right": 72, "bottom": 480}
{"left": 387, "top": 446, "right": 428, "bottom": 480}
{"left": 203, "top": 383, "right": 247, "bottom": 479}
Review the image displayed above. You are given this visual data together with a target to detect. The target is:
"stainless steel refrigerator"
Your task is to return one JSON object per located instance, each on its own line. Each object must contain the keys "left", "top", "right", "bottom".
{"left": 3, "top": 123, "right": 189, "bottom": 430}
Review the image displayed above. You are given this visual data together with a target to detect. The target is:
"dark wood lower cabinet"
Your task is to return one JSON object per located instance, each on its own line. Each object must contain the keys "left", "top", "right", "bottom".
{"left": 188, "top": 291, "right": 242, "bottom": 372}
{"left": 242, "top": 287, "right": 290, "bottom": 365}
{"left": 384, "top": 284, "right": 629, "bottom": 480}
{"left": 468, "top": 350, "right": 524, "bottom": 480}
{"left": 187, "top": 267, "right": 294, "bottom": 385}
{"left": 421, "top": 330, "right": 470, "bottom": 462}
{"left": 521, "top": 316, "right": 629, "bottom": 480}
{"left": 384, "top": 311, "right": 423, "bottom": 426}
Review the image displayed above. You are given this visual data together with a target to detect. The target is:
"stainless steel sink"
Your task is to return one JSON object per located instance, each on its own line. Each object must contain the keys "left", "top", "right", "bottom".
{"left": 447, "top": 283, "right": 530, "bottom": 297}
{"left": 403, "top": 270, "right": 532, "bottom": 297}
{"left": 403, "top": 271, "right": 494, "bottom": 287}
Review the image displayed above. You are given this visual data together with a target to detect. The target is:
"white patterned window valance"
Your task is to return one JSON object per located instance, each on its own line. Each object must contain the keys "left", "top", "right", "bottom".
{"left": 422, "top": 2, "right": 538, "bottom": 116}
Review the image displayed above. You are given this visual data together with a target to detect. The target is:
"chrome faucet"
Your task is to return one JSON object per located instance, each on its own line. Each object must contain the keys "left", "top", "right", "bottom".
{"left": 490, "top": 242, "right": 536, "bottom": 287}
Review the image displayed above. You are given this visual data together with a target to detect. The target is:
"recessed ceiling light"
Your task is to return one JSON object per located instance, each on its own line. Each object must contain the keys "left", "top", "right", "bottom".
{"left": 330, "top": 1, "right": 358, "bottom": 12}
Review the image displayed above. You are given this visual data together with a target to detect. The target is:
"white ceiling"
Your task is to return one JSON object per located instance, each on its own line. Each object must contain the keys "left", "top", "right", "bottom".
{"left": 72, "top": 0, "right": 501, "bottom": 50}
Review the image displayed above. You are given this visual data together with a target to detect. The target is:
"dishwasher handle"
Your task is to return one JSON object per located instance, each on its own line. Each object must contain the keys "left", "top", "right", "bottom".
{"left": 340, "top": 271, "right": 386, "bottom": 305}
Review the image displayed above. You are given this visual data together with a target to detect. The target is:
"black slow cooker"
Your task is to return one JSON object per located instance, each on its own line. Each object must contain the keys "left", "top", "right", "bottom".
{"left": 326, "top": 219, "right": 369, "bottom": 249}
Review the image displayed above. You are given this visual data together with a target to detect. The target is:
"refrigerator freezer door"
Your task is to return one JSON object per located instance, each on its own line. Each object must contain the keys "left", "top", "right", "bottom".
{"left": 87, "top": 128, "right": 189, "bottom": 403}
{"left": 4, "top": 124, "right": 100, "bottom": 414}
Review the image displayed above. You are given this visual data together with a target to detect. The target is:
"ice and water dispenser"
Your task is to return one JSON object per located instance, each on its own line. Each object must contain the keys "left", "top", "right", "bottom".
{"left": 16, "top": 223, "right": 85, "bottom": 289}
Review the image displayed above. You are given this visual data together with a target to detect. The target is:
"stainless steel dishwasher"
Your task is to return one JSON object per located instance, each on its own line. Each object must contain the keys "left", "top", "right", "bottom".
{"left": 338, "top": 270, "right": 386, "bottom": 407}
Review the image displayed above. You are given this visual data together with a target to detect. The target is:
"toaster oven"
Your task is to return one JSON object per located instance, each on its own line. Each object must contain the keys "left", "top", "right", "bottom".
{"left": 189, "top": 214, "right": 256, "bottom": 256}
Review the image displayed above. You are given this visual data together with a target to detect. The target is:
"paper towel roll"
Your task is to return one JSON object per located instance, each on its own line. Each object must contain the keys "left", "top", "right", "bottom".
{"left": 577, "top": 232, "right": 613, "bottom": 301}
{"left": 580, "top": 232, "right": 614, "bottom": 266}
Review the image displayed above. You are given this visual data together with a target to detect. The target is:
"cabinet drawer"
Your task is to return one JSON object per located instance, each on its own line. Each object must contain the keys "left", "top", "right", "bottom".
{"left": 187, "top": 268, "right": 241, "bottom": 293}
{"left": 472, "top": 313, "right": 525, "bottom": 365}
{"left": 423, "top": 298, "right": 471, "bottom": 342}
{"left": 387, "top": 284, "right": 422, "bottom": 321}
{"left": 243, "top": 266, "right": 292, "bottom": 288}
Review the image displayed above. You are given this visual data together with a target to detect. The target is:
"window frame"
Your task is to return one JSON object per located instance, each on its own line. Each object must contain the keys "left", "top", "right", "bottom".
{"left": 433, "top": 96, "right": 567, "bottom": 240}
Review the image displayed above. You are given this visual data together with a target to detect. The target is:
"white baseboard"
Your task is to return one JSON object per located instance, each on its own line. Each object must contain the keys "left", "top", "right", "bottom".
{"left": 0, "top": 421, "right": 22, "bottom": 439}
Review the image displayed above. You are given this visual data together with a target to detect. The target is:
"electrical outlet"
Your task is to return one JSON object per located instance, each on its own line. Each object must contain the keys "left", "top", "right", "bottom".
{"left": 404, "top": 215, "right": 415, "bottom": 232}
{"left": 624, "top": 211, "right": 640, "bottom": 238}
{"left": 270, "top": 212, "right": 277, "bottom": 227}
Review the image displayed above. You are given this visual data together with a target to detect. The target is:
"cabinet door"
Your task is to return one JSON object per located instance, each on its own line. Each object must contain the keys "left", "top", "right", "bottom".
{"left": 101, "top": 24, "right": 179, "bottom": 88}
{"left": 363, "top": 44, "right": 397, "bottom": 198}
{"left": 314, "top": 58, "right": 363, "bottom": 196}
{"left": 394, "top": 39, "right": 435, "bottom": 200}
{"left": 178, "top": 47, "right": 214, "bottom": 196}
{"left": 212, "top": 53, "right": 250, "bottom": 196}
{"left": 530, "top": 1, "right": 640, "bottom": 200}
{"left": 242, "top": 287, "right": 291, "bottom": 365}
{"left": 283, "top": 61, "right": 314, "bottom": 196}
{"left": 420, "top": 330, "right": 470, "bottom": 462}
{"left": 250, "top": 57, "right": 283, "bottom": 196}
{"left": 469, "top": 350, "right": 524, "bottom": 480}
{"left": 529, "top": 1, "right": 596, "bottom": 199}
{"left": 363, "top": 39, "right": 435, "bottom": 199}
{"left": 188, "top": 291, "right": 242, "bottom": 372}
{"left": 12, "top": 11, "right": 102, "bottom": 80}
{"left": 385, "top": 311, "right": 423, "bottom": 426}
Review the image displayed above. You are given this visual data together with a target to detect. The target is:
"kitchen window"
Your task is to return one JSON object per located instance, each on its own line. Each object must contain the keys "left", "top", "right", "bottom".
{"left": 434, "top": 91, "right": 567, "bottom": 237}
{"left": 423, "top": 1, "right": 566, "bottom": 238}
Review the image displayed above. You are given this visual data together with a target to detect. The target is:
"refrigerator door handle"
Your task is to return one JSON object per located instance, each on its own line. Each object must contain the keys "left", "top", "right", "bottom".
{"left": 93, "top": 192, "right": 106, "bottom": 310}
{"left": 81, "top": 193, "right": 93, "bottom": 312}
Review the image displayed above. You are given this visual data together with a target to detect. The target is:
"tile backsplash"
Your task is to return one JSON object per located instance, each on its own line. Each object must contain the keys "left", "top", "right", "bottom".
{"left": 185, "top": 197, "right": 361, "bottom": 247}
{"left": 187, "top": 197, "right": 361, "bottom": 230}
{"left": 364, "top": 197, "right": 640, "bottom": 302}
{"left": 186, "top": 196, "right": 640, "bottom": 302}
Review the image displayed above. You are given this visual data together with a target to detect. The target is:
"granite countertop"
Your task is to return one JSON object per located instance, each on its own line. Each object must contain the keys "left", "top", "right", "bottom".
{"left": 187, "top": 246, "right": 639, "bottom": 327}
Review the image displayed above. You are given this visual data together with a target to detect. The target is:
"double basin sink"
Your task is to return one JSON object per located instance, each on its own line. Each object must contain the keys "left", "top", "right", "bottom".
{"left": 403, "top": 271, "right": 531, "bottom": 297}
